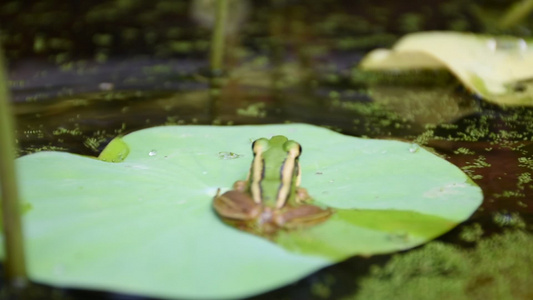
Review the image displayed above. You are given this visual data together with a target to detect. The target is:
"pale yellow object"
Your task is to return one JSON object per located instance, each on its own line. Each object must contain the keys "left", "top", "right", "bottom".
{"left": 360, "top": 31, "right": 533, "bottom": 106}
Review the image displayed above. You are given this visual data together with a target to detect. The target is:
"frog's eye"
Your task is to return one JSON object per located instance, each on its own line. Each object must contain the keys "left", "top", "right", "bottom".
{"left": 284, "top": 141, "right": 302, "bottom": 158}
{"left": 252, "top": 138, "right": 269, "bottom": 156}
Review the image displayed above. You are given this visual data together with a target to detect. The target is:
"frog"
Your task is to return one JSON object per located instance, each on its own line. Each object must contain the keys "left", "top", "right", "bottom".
{"left": 213, "top": 135, "right": 332, "bottom": 236}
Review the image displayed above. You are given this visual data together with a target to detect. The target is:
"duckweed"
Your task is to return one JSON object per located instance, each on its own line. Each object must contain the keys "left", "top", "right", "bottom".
{"left": 454, "top": 147, "right": 475, "bottom": 155}
{"left": 459, "top": 223, "right": 484, "bottom": 242}
{"left": 349, "top": 230, "right": 533, "bottom": 300}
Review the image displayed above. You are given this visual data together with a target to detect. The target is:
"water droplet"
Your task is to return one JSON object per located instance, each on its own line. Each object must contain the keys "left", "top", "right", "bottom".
{"left": 218, "top": 151, "right": 243, "bottom": 159}
{"left": 202, "top": 171, "right": 208, "bottom": 175}
{"left": 486, "top": 39, "right": 496, "bottom": 51}
{"left": 518, "top": 39, "right": 528, "bottom": 52}
{"left": 148, "top": 150, "right": 157, "bottom": 156}
{"left": 487, "top": 37, "right": 528, "bottom": 53}
{"left": 409, "top": 143, "right": 420, "bottom": 153}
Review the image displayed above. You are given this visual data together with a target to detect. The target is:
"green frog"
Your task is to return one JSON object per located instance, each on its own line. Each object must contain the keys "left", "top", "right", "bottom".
{"left": 213, "top": 136, "right": 332, "bottom": 236}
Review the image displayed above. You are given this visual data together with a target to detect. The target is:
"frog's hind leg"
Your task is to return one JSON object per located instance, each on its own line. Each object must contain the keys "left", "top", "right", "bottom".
{"left": 213, "top": 190, "right": 261, "bottom": 221}
{"left": 274, "top": 204, "right": 333, "bottom": 228}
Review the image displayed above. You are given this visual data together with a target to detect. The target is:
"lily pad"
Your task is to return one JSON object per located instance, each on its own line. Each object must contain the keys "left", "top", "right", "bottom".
{"left": 359, "top": 31, "right": 533, "bottom": 106}
{"left": 7, "top": 124, "right": 482, "bottom": 299}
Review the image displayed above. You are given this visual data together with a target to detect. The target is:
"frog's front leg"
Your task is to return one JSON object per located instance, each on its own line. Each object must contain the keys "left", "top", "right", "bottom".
{"left": 232, "top": 180, "right": 247, "bottom": 192}
{"left": 295, "top": 187, "right": 312, "bottom": 204}
{"left": 213, "top": 189, "right": 261, "bottom": 221}
{"left": 274, "top": 204, "right": 333, "bottom": 229}
{"left": 293, "top": 161, "right": 311, "bottom": 204}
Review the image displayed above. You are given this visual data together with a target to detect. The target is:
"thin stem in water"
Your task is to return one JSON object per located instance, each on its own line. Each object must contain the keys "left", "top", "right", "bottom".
{"left": 210, "top": 0, "right": 228, "bottom": 75}
{"left": 0, "top": 46, "right": 28, "bottom": 286}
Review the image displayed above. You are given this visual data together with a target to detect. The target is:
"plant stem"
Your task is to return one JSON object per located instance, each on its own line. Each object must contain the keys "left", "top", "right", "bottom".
{"left": 498, "top": 0, "right": 533, "bottom": 29}
{"left": 0, "top": 46, "right": 27, "bottom": 286}
{"left": 209, "top": 0, "right": 228, "bottom": 75}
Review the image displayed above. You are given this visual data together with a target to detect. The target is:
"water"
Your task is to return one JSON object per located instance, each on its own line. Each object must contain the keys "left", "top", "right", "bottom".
{"left": 3, "top": 0, "right": 533, "bottom": 299}
{"left": 9, "top": 52, "right": 533, "bottom": 300}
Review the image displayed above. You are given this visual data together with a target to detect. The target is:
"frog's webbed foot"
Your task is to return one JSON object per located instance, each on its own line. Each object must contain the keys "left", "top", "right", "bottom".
{"left": 213, "top": 190, "right": 261, "bottom": 221}
{"left": 274, "top": 204, "right": 333, "bottom": 229}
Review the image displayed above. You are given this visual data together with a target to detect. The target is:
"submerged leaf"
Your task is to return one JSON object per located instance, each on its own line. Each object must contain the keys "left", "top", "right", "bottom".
{"left": 7, "top": 124, "right": 482, "bottom": 299}
{"left": 359, "top": 31, "right": 533, "bottom": 106}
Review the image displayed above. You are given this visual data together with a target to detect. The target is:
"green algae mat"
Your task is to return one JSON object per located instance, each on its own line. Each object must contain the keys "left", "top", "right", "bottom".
{"left": 6, "top": 124, "right": 482, "bottom": 299}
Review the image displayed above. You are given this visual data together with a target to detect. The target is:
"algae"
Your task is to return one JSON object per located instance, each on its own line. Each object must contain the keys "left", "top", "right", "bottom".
{"left": 348, "top": 230, "right": 533, "bottom": 300}
{"left": 459, "top": 223, "right": 484, "bottom": 242}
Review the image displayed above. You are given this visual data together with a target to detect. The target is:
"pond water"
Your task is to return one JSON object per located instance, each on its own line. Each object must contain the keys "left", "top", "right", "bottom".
{"left": 2, "top": 0, "right": 532, "bottom": 299}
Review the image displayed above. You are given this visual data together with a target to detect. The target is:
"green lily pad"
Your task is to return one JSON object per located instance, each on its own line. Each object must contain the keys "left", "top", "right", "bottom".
{"left": 359, "top": 31, "right": 533, "bottom": 106}
{"left": 7, "top": 124, "right": 482, "bottom": 299}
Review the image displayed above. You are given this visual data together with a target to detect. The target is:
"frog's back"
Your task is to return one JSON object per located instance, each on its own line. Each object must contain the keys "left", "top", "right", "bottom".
{"left": 263, "top": 146, "right": 298, "bottom": 205}
{"left": 247, "top": 135, "right": 300, "bottom": 207}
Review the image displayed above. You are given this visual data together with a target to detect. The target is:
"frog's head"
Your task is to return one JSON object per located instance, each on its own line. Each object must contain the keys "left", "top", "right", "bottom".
{"left": 252, "top": 136, "right": 301, "bottom": 158}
